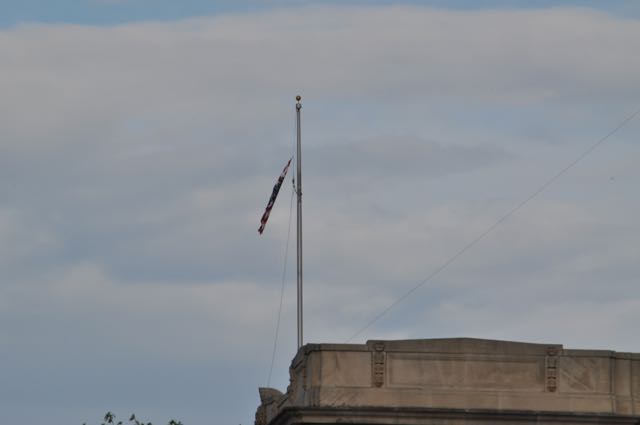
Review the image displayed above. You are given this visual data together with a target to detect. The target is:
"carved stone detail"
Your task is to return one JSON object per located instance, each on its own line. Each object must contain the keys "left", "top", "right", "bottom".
{"left": 372, "top": 342, "right": 386, "bottom": 388}
{"left": 255, "top": 387, "right": 284, "bottom": 425}
{"left": 546, "top": 346, "right": 559, "bottom": 392}
{"left": 286, "top": 356, "right": 307, "bottom": 405}
{"left": 286, "top": 365, "right": 296, "bottom": 397}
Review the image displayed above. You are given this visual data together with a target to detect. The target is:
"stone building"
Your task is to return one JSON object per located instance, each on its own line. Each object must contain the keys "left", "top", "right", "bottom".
{"left": 256, "top": 338, "right": 640, "bottom": 425}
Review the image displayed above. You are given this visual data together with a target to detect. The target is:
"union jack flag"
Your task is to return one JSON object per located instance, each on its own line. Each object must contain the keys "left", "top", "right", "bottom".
{"left": 258, "top": 158, "right": 292, "bottom": 235}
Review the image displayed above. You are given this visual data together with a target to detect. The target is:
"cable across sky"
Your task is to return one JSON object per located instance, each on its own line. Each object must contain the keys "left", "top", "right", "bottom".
{"left": 345, "top": 107, "right": 640, "bottom": 343}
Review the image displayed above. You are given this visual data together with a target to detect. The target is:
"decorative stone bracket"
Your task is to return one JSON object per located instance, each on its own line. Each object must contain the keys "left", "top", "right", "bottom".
{"left": 546, "top": 346, "right": 559, "bottom": 392}
{"left": 372, "top": 342, "right": 386, "bottom": 388}
{"left": 255, "top": 387, "right": 284, "bottom": 425}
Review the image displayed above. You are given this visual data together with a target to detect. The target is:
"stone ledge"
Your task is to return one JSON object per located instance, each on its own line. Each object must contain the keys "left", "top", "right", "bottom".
{"left": 270, "top": 406, "right": 640, "bottom": 425}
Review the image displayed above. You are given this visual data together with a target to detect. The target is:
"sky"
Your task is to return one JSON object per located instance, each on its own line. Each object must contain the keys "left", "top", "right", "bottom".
{"left": 1, "top": 1, "right": 639, "bottom": 424}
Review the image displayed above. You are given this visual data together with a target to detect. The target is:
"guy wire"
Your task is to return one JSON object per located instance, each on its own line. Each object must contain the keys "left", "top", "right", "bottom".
{"left": 346, "top": 107, "right": 640, "bottom": 343}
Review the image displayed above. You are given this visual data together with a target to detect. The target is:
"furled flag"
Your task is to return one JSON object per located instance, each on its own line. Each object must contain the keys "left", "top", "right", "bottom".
{"left": 258, "top": 157, "right": 293, "bottom": 235}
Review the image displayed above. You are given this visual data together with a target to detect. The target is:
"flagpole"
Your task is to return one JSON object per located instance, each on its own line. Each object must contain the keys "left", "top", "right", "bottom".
{"left": 295, "top": 95, "right": 303, "bottom": 350}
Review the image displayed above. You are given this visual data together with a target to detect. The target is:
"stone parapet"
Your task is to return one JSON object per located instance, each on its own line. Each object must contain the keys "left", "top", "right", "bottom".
{"left": 256, "top": 338, "right": 640, "bottom": 425}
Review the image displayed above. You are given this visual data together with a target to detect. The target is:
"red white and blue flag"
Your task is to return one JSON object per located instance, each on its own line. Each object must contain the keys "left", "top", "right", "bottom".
{"left": 258, "top": 158, "right": 292, "bottom": 235}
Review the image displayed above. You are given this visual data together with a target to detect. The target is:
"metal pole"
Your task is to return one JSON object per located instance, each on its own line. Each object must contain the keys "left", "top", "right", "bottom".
{"left": 295, "top": 95, "right": 303, "bottom": 350}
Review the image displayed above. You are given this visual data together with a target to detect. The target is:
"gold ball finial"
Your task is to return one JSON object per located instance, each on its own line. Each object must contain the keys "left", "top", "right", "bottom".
{"left": 296, "top": 95, "right": 301, "bottom": 102}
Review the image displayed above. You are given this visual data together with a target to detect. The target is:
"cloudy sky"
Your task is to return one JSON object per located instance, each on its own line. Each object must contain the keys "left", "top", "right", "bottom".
{"left": 1, "top": 1, "right": 639, "bottom": 424}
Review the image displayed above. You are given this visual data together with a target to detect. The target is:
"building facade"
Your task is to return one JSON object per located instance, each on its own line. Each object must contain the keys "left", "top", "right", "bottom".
{"left": 256, "top": 338, "right": 640, "bottom": 425}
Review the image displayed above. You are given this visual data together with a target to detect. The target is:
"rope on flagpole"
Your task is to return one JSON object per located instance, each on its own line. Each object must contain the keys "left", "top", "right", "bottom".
{"left": 266, "top": 185, "right": 295, "bottom": 387}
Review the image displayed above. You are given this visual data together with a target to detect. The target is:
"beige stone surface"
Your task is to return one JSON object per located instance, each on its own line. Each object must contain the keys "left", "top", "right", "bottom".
{"left": 386, "top": 353, "right": 544, "bottom": 391}
{"left": 633, "top": 359, "right": 640, "bottom": 396}
{"left": 319, "top": 351, "right": 371, "bottom": 388}
{"left": 256, "top": 338, "right": 640, "bottom": 425}
{"left": 558, "top": 355, "right": 611, "bottom": 394}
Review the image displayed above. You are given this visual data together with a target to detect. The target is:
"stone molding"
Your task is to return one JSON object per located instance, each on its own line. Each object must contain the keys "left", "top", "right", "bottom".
{"left": 268, "top": 406, "right": 640, "bottom": 425}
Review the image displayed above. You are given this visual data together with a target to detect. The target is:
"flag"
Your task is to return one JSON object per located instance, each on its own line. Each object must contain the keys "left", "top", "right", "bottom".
{"left": 258, "top": 157, "right": 292, "bottom": 235}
